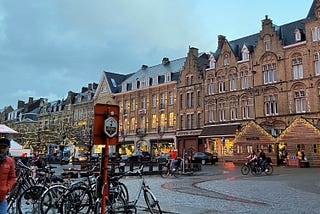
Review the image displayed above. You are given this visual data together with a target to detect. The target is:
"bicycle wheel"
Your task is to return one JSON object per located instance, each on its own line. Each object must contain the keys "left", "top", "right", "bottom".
{"left": 94, "top": 193, "right": 127, "bottom": 214}
{"left": 264, "top": 164, "right": 274, "bottom": 175}
{"left": 144, "top": 188, "right": 162, "bottom": 214}
{"left": 17, "top": 185, "right": 47, "bottom": 214}
{"left": 251, "top": 165, "right": 262, "bottom": 176}
{"left": 118, "top": 182, "right": 129, "bottom": 202}
{"left": 240, "top": 164, "right": 250, "bottom": 175}
{"left": 173, "top": 168, "right": 182, "bottom": 178}
{"left": 40, "top": 184, "right": 67, "bottom": 214}
{"left": 160, "top": 165, "right": 169, "bottom": 178}
{"left": 61, "top": 185, "right": 92, "bottom": 214}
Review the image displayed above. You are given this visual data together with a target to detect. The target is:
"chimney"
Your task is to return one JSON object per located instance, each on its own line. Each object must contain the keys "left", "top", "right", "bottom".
{"left": 17, "top": 100, "right": 25, "bottom": 109}
{"left": 218, "top": 35, "right": 226, "bottom": 49}
{"left": 141, "top": 65, "right": 148, "bottom": 70}
{"left": 81, "top": 87, "right": 88, "bottom": 93}
{"left": 189, "top": 47, "right": 198, "bottom": 57}
{"left": 162, "top": 57, "right": 170, "bottom": 65}
{"left": 88, "top": 83, "right": 93, "bottom": 90}
{"left": 28, "top": 97, "right": 33, "bottom": 104}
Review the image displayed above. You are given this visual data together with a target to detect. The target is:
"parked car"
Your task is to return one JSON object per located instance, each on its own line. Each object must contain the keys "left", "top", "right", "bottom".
{"left": 77, "top": 153, "right": 88, "bottom": 162}
{"left": 127, "top": 151, "right": 151, "bottom": 162}
{"left": 90, "top": 153, "right": 101, "bottom": 162}
{"left": 156, "top": 153, "right": 170, "bottom": 163}
{"left": 193, "top": 152, "right": 218, "bottom": 165}
{"left": 109, "top": 152, "right": 122, "bottom": 162}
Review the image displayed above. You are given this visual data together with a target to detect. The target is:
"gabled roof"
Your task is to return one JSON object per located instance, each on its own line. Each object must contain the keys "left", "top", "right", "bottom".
{"left": 103, "top": 71, "right": 133, "bottom": 94}
{"left": 124, "top": 57, "right": 186, "bottom": 84}
{"left": 277, "top": 117, "right": 320, "bottom": 141}
{"left": 234, "top": 121, "right": 276, "bottom": 144}
{"left": 306, "top": 0, "right": 318, "bottom": 21}
{"left": 215, "top": 11, "right": 310, "bottom": 60}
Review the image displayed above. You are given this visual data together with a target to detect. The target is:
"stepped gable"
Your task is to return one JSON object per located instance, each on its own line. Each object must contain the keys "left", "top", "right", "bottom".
{"left": 277, "top": 117, "right": 320, "bottom": 143}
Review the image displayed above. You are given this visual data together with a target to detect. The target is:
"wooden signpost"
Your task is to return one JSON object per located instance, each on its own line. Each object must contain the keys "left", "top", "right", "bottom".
{"left": 93, "top": 104, "right": 119, "bottom": 213}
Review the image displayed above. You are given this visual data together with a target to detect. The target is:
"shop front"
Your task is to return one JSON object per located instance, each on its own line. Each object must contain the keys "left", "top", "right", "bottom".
{"left": 150, "top": 139, "right": 174, "bottom": 157}
{"left": 199, "top": 123, "right": 240, "bottom": 160}
{"left": 117, "top": 141, "right": 135, "bottom": 156}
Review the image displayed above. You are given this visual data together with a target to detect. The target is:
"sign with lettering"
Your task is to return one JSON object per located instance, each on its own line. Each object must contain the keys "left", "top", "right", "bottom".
{"left": 104, "top": 117, "right": 118, "bottom": 138}
{"left": 93, "top": 104, "right": 119, "bottom": 145}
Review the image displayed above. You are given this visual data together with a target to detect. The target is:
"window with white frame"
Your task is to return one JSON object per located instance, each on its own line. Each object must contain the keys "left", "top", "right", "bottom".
{"left": 187, "top": 113, "right": 194, "bottom": 129}
{"left": 160, "top": 93, "right": 165, "bottom": 109}
{"left": 165, "top": 72, "right": 171, "bottom": 82}
{"left": 229, "top": 73, "right": 237, "bottom": 91}
{"left": 169, "top": 112, "right": 174, "bottom": 127}
{"left": 209, "top": 54, "right": 216, "bottom": 69}
{"left": 208, "top": 78, "right": 215, "bottom": 95}
{"left": 295, "top": 90, "right": 306, "bottom": 113}
{"left": 241, "top": 45, "right": 249, "bottom": 61}
{"left": 241, "top": 70, "right": 249, "bottom": 89}
{"left": 152, "top": 94, "right": 157, "bottom": 108}
{"left": 130, "top": 117, "right": 135, "bottom": 130}
{"left": 169, "top": 91, "right": 174, "bottom": 105}
{"left": 218, "top": 76, "right": 226, "bottom": 92}
{"left": 208, "top": 104, "right": 215, "bottom": 122}
{"left": 187, "top": 92, "right": 194, "bottom": 108}
{"left": 140, "top": 115, "right": 146, "bottom": 129}
{"left": 242, "top": 98, "right": 250, "bottom": 119}
{"left": 124, "top": 100, "right": 129, "bottom": 114}
{"left": 141, "top": 96, "right": 146, "bottom": 109}
{"left": 295, "top": 29, "right": 301, "bottom": 41}
{"left": 230, "top": 99, "right": 238, "bottom": 120}
{"left": 265, "top": 40, "right": 271, "bottom": 51}
{"left": 263, "top": 63, "right": 277, "bottom": 84}
{"left": 223, "top": 54, "right": 229, "bottom": 66}
{"left": 311, "top": 26, "right": 320, "bottom": 42}
{"left": 152, "top": 114, "right": 157, "bottom": 128}
{"left": 218, "top": 102, "right": 226, "bottom": 122}
{"left": 264, "top": 94, "right": 278, "bottom": 116}
{"left": 314, "top": 53, "right": 320, "bottom": 76}
{"left": 292, "top": 57, "right": 303, "bottom": 79}
{"left": 141, "top": 77, "right": 146, "bottom": 88}
{"left": 131, "top": 98, "right": 136, "bottom": 111}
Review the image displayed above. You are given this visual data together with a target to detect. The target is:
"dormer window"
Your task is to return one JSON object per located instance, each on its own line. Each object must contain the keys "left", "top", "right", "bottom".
{"left": 295, "top": 29, "right": 301, "bottom": 42}
{"left": 165, "top": 72, "right": 171, "bottom": 82}
{"left": 241, "top": 44, "right": 249, "bottom": 61}
{"left": 209, "top": 54, "right": 216, "bottom": 69}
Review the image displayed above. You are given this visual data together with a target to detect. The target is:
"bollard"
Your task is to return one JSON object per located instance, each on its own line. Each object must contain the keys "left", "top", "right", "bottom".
{"left": 130, "top": 162, "right": 134, "bottom": 171}
{"left": 149, "top": 162, "right": 153, "bottom": 172}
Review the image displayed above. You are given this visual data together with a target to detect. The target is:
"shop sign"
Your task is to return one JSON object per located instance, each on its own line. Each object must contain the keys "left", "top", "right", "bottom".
{"left": 104, "top": 117, "right": 118, "bottom": 138}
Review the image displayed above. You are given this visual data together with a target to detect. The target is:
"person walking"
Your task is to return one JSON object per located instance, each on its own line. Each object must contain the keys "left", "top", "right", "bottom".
{"left": 0, "top": 138, "right": 16, "bottom": 214}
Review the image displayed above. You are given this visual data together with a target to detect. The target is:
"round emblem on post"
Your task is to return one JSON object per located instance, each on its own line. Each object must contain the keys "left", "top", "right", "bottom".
{"left": 104, "top": 117, "right": 118, "bottom": 138}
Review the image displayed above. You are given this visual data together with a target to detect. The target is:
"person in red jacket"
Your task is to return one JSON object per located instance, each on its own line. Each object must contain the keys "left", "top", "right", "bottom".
{"left": 0, "top": 138, "right": 16, "bottom": 213}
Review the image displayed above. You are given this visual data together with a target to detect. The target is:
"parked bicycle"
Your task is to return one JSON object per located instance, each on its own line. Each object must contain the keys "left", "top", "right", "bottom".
{"left": 95, "top": 164, "right": 162, "bottom": 214}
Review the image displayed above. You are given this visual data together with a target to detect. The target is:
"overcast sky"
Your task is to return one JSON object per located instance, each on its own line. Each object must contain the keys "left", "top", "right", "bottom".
{"left": 0, "top": 0, "right": 312, "bottom": 109}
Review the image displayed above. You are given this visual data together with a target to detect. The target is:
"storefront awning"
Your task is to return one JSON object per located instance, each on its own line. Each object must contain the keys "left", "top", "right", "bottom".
{"left": 199, "top": 123, "right": 240, "bottom": 138}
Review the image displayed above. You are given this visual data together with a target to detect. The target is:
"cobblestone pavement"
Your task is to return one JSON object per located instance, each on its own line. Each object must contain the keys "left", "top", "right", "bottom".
{"left": 40, "top": 163, "right": 320, "bottom": 214}
{"left": 119, "top": 163, "right": 320, "bottom": 214}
